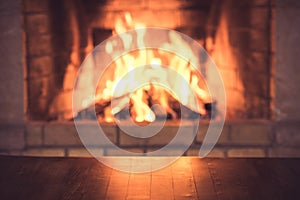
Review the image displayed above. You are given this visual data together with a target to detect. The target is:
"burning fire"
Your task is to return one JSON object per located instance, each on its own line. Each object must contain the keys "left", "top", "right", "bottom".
{"left": 73, "top": 12, "right": 213, "bottom": 123}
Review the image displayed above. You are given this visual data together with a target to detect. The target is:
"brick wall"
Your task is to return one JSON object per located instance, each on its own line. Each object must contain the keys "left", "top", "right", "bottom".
{"left": 207, "top": 0, "right": 273, "bottom": 119}
{"left": 23, "top": 0, "right": 54, "bottom": 119}
{"left": 23, "top": 0, "right": 85, "bottom": 120}
{"left": 0, "top": 0, "right": 23, "bottom": 124}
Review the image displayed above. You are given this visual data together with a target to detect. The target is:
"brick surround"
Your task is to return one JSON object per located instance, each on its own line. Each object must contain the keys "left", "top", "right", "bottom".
{"left": 1, "top": 0, "right": 300, "bottom": 158}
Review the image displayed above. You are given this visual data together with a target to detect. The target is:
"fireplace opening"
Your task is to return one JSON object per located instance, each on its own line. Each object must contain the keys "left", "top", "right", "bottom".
{"left": 23, "top": 0, "right": 273, "bottom": 121}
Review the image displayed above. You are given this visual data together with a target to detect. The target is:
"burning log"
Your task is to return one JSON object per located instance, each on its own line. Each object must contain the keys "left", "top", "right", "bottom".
{"left": 77, "top": 97, "right": 216, "bottom": 122}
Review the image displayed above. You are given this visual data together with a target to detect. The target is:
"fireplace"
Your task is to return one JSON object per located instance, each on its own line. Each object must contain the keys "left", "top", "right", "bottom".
{"left": 1, "top": 0, "right": 300, "bottom": 158}
{"left": 24, "top": 0, "right": 271, "bottom": 120}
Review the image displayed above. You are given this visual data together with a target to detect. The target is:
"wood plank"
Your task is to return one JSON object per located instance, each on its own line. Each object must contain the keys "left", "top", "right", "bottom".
{"left": 171, "top": 158, "right": 198, "bottom": 200}
{"left": 191, "top": 158, "right": 218, "bottom": 200}
{"left": 0, "top": 156, "right": 112, "bottom": 200}
{"left": 151, "top": 161, "right": 174, "bottom": 200}
{"left": 247, "top": 159, "right": 300, "bottom": 200}
{"left": 206, "top": 158, "right": 251, "bottom": 200}
{"left": 126, "top": 173, "right": 151, "bottom": 200}
{"left": 206, "top": 158, "right": 300, "bottom": 200}
{"left": 47, "top": 158, "right": 112, "bottom": 200}
{"left": 106, "top": 170, "right": 130, "bottom": 200}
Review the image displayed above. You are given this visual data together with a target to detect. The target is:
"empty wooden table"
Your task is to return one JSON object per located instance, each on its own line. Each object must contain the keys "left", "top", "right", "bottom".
{"left": 0, "top": 155, "right": 299, "bottom": 200}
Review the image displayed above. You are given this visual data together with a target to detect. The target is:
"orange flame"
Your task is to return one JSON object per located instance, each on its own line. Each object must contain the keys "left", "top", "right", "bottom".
{"left": 92, "top": 13, "right": 211, "bottom": 122}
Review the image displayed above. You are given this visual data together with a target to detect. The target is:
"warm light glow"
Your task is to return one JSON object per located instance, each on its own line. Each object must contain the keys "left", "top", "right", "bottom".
{"left": 76, "top": 13, "right": 212, "bottom": 122}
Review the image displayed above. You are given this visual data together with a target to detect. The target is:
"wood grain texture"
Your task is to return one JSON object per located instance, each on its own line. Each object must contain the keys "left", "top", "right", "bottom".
{"left": 0, "top": 156, "right": 300, "bottom": 200}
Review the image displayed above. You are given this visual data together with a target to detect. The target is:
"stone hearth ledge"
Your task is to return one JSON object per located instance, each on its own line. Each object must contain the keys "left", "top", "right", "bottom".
{"left": 3, "top": 119, "right": 299, "bottom": 157}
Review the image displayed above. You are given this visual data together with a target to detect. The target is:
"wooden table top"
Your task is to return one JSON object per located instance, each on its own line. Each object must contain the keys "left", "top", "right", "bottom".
{"left": 0, "top": 156, "right": 300, "bottom": 200}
